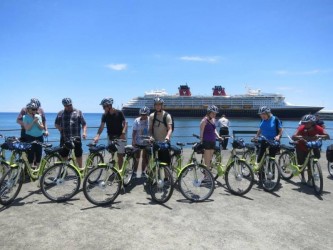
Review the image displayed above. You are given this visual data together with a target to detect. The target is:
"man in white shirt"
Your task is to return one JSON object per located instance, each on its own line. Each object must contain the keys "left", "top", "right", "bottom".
{"left": 217, "top": 114, "right": 230, "bottom": 150}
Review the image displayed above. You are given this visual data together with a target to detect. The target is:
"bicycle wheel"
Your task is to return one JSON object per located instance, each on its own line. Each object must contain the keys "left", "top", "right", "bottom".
{"left": 148, "top": 165, "right": 174, "bottom": 204}
{"left": 123, "top": 156, "right": 135, "bottom": 187}
{"left": 225, "top": 160, "right": 254, "bottom": 196}
{"left": 241, "top": 149, "right": 255, "bottom": 178}
{"left": 40, "top": 163, "right": 81, "bottom": 202}
{"left": 83, "top": 166, "right": 121, "bottom": 206}
{"left": 261, "top": 159, "right": 280, "bottom": 192}
{"left": 210, "top": 152, "right": 220, "bottom": 180}
{"left": 178, "top": 164, "right": 215, "bottom": 202}
{"left": 0, "top": 166, "right": 24, "bottom": 206}
{"left": 327, "top": 161, "right": 333, "bottom": 178}
{"left": 278, "top": 151, "right": 294, "bottom": 180}
{"left": 86, "top": 153, "right": 104, "bottom": 171}
{"left": 0, "top": 161, "right": 10, "bottom": 180}
{"left": 43, "top": 154, "right": 62, "bottom": 171}
{"left": 312, "top": 161, "right": 323, "bottom": 195}
{"left": 170, "top": 153, "right": 179, "bottom": 183}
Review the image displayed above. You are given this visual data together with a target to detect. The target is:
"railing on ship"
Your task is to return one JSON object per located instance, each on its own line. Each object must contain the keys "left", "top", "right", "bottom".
{"left": 1, "top": 125, "right": 332, "bottom": 152}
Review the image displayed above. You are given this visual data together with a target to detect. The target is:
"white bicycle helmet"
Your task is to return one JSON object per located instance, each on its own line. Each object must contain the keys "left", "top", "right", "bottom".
{"left": 258, "top": 106, "right": 271, "bottom": 114}
{"left": 154, "top": 97, "right": 164, "bottom": 104}
{"left": 301, "top": 114, "right": 316, "bottom": 124}
{"left": 207, "top": 105, "right": 219, "bottom": 113}
{"left": 139, "top": 106, "right": 150, "bottom": 115}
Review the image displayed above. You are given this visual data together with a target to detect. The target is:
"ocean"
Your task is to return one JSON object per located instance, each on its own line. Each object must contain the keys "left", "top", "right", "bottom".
{"left": 0, "top": 112, "right": 332, "bottom": 153}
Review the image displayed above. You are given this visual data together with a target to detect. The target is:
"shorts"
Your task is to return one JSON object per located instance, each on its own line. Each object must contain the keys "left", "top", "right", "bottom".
{"left": 109, "top": 138, "right": 126, "bottom": 154}
{"left": 202, "top": 140, "right": 216, "bottom": 150}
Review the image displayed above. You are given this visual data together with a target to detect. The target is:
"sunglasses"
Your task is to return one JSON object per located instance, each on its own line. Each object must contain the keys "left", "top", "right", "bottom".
{"left": 31, "top": 109, "right": 37, "bottom": 111}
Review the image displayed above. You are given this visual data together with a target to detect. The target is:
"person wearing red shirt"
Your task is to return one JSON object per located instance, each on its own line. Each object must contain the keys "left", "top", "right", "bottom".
{"left": 292, "top": 114, "right": 330, "bottom": 185}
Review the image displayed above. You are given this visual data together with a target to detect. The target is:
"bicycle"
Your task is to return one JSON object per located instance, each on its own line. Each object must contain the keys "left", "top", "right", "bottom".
{"left": 82, "top": 139, "right": 137, "bottom": 206}
{"left": 241, "top": 136, "right": 281, "bottom": 192}
{"left": 209, "top": 136, "right": 254, "bottom": 196}
{"left": 39, "top": 136, "right": 109, "bottom": 202}
{"left": 0, "top": 140, "right": 62, "bottom": 205}
{"left": 326, "top": 144, "right": 333, "bottom": 178}
{"left": 278, "top": 137, "right": 325, "bottom": 195}
{"left": 169, "top": 139, "right": 215, "bottom": 202}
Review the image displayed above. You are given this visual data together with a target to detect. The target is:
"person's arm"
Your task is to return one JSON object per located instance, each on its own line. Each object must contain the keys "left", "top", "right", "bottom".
{"left": 165, "top": 124, "right": 172, "bottom": 141}
{"left": 199, "top": 118, "right": 206, "bottom": 142}
{"left": 275, "top": 127, "right": 283, "bottom": 141}
{"left": 82, "top": 124, "right": 87, "bottom": 139}
{"left": 255, "top": 128, "right": 261, "bottom": 138}
{"left": 16, "top": 109, "right": 25, "bottom": 127}
{"left": 94, "top": 122, "right": 105, "bottom": 143}
{"left": 132, "top": 130, "right": 137, "bottom": 146}
{"left": 120, "top": 117, "right": 127, "bottom": 140}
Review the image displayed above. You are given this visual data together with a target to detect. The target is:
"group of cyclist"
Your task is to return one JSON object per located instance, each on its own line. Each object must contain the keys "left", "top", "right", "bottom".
{"left": 14, "top": 96, "right": 330, "bottom": 188}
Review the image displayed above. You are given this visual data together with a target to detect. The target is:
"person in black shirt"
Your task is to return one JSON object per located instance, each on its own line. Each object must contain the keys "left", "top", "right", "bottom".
{"left": 94, "top": 98, "right": 127, "bottom": 168}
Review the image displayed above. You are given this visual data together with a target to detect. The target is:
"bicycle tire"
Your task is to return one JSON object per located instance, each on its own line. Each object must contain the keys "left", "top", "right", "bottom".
{"left": 86, "top": 153, "right": 104, "bottom": 171}
{"left": 0, "top": 161, "right": 10, "bottom": 180}
{"left": 210, "top": 152, "right": 221, "bottom": 180}
{"left": 225, "top": 160, "right": 254, "bottom": 196}
{"left": 278, "top": 151, "right": 294, "bottom": 180}
{"left": 123, "top": 156, "right": 136, "bottom": 187}
{"left": 170, "top": 153, "right": 179, "bottom": 184}
{"left": 241, "top": 150, "right": 255, "bottom": 178}
{"left": 83, "top": 166, "right": 121, "bottom": 206}
{"left": 312, "top": 161, "right": 323, "bottom": 195}
{"left": 178, "top": 164, "right": 215, "bottom": 202}
{"left": 40, "top": 163, "right": 81, "bottom": 202}
{"left": 0, "top": 166, "right": 24, "bottom": 206}
{"left": 148, "top": 165, "right": 174, "bottom": 204}
{"left": 261, "top": 159, "right": 280, "bottom": 192}
{"left": 327, "top": 161, "right": 333, "bottom": 178}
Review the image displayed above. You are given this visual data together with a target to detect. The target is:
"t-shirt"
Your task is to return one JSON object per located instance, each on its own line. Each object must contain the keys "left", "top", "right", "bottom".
{"left": 17, "top": 107, "right": 46, "bottom": 129}
{"left": 101, "top": 109, "right": 125, "bottom": 138}
{"left": 217, "top": 117, "right": 230, "bottom": 128}
{"left": 149, "top": 111, "right": 172, "bottom": 142}
{"left": 55, "top": 108, "right": 86, "bottom": 139}
{"left": 23, "top": 114, "right": 44, "bottom": 137}
{"left": 296, "top": 124, "right": 325, "bottom": 152}
{"left": 132, "top": 117, "right": 149, "bottom": 145}
{"left": 259, "top": 116, "right": 282, "bottom": 140}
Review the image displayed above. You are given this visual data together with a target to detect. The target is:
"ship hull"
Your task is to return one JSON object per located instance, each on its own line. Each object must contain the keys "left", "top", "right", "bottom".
{"left": 122, "top": 107, "right": 323, "bottom": 119}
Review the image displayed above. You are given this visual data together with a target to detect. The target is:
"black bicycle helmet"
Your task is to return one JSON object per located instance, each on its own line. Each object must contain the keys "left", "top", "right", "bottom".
{"left": 30, "top": 98, "right": 41, "bottom": 108}
{"left": 139, "top": 106, "right": 150, "bottom": 115}
{"left": 154, "top": 97, "right": 164, "bottom": 104}
{"left": 258, "top": 106, "right": 271, "bottom": 114}
{"left": 207, "top": 105, "right": 219, "bottom": 113}
{"left": 62, "top": 98, "right": 72, "bottom": 106}
{"left": 100, "top": 98, "right": 113, "bottom": 106}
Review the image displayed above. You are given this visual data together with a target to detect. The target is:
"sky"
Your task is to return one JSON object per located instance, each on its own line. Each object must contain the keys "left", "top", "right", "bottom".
{"left": 0, "top": 0, "right": 332, "bottom": 113}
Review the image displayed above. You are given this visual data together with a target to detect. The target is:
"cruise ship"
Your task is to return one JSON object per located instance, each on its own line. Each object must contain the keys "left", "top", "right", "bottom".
{"left": 121, "top": 85, "right": 323, "bottom": 119}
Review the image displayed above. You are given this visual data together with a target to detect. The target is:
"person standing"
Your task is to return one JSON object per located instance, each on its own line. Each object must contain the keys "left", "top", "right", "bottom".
{"left": 200, "top": 105, "right": 222, "bottom": 169}
{"left": 17, "top": 98, "right": 48, "bottom": 141}
{"left": 55, "top": 98, "right": 87, "bottom": 169}
{"left": 93, "top": 98, "right": 127, "bottom": 168}
{"left": 149, "top": 97, "right": 172, "bottom": 165}
{"left": 217, "top": 114, "right": 230, "bottom": 150}
{"left": 132, "top": 106, "right": 150, "bottom": 178}
{"left": 22, "top": 102, "right": 45, "bottom": 169}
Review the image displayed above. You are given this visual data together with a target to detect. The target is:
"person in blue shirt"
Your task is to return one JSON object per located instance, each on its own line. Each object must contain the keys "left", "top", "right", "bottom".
{"left": 23, "top": 102, "right": 45, "bottom": 168}
{"left": 255, "top": 106, "right": 283, "bottom": 163}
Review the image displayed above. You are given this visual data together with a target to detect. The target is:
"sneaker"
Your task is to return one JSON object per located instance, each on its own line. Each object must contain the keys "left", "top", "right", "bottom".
{"left": 132, "top": 172, "right": 137, "bottom": 179}
{"left": 141, "top": 172, "right": 147, "bottom": 178}
{"left": 301, "top": 177, "right": 306, "bottom": 184}
{"left": 307, "top": 179, "right": 313, "bottom": 187}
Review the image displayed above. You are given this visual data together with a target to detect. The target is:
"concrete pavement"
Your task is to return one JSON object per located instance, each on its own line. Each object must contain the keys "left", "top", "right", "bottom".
{"left": 0, "top": 150, "right": 333, "bottom": 250}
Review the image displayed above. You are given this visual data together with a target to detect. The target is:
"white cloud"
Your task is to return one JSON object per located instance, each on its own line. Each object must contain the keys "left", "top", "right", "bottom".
{"left": 275, "top": 69, "right": 323, "bottom": 76}
{"left": 180, "top": 56, "right": 220, "bottom": 63}
{"left": 106, "top": 64, "right": 127, "bottom": 71}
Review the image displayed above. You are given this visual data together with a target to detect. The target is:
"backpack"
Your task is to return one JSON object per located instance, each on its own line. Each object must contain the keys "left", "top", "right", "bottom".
{"left": 152, "top": 111, "right": 174, "bottom": 132}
